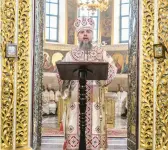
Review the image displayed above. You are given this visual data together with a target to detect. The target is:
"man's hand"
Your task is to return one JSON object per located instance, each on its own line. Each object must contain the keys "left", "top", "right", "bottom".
{"left": 55, "top": 91, "right": 62, "bottom": 101}
{"left": 62, "top": 89, "right": 70, "bottom": 100}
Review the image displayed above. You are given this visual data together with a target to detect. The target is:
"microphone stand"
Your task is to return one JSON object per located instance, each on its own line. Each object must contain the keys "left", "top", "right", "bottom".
{"left": 79, "top": 42, "right": 91, "bottom": 149}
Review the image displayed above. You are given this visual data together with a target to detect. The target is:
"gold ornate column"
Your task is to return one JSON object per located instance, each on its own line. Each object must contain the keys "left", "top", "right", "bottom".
{"left": 1, "top": 0, "right": 16, "bottom": 149}
{"left": 140, "top": 0, "right": 168, "bottom": 149}
{"left": 0, "top": 0, "right": 31, "bottom": 149}
{"left": 16, "top": 0, "right": 30, "bottom": 147}
{"left": 140, "top": 0, "right": 154, "bottom": 149}
{"left": 156, "top": 1, "right": 168, "bottom": 149}
{"left": 57, "top": 98, "right": 64, "bottom": 126}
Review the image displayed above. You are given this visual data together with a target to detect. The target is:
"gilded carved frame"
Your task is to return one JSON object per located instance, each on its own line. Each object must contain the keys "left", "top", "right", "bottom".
{"left": 1, "top": 0, "right": 31, "bottom": 148}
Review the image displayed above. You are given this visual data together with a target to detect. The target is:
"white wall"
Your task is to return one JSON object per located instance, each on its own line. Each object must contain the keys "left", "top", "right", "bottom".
{"left": 58, "top": 0, "right": 66, "bottom": 43}
{"left": 113, "top": 0, "right": 120, "bottom": 44}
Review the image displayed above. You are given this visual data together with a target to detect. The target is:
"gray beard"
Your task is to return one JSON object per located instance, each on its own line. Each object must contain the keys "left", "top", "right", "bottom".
{"left": 79, "top": 41, "right": 92, "bottom": 51}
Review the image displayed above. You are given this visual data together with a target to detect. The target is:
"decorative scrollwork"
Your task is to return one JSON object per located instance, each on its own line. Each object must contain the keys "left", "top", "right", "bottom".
{"left": 16, "top": 0, "right": 30, "bottom": 147}
{"left": 1, "top": 0, "right": 15, "bottom": 149}
{"left": 156, "top": 1, "right": 168, "bottom": 149}
{"left": 140, "top": 0, "right": 154, "bottom": 149}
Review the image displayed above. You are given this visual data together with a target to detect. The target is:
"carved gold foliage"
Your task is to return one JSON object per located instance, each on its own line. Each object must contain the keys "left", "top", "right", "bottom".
{"left": 16, "top": 0, "right": 30, "bottom": 147}
{"left": 158, "top": 0, "right": 168, "bottom": 49}
{"left": 1, "top": 0, "right": 15, "bottom": 149}
{"left": 156, "top": 1, "right": 168, "bottom": 149}
{"left": 140, "top": 0, "right": 154, "bottom": 149}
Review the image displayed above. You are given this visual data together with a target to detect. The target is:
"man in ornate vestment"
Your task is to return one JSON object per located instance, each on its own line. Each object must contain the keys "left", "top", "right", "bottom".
{"left": 42, "top": 86, "right": 49, "bottom": 115}
{"left": 56, "top": 17, "right": 117, "bottom": 150}
{"left": 117, "top": 86, "right": 127, "bottom": 119}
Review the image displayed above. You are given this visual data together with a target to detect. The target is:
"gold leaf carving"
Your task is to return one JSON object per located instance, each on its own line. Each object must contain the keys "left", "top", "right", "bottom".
{"left": 16, "top": 0, "right": 30, "bottom": 147}
{"left": 156, "top": 0, "right": 168, "bottom": 149}
{"left": 1, "top": 0, "right": 15, "bottom": 148}
{"left": 140, "top": 0, "right": 154, "bottom": 149}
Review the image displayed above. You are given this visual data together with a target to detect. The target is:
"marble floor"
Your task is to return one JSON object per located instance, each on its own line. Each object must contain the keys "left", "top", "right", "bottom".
{"left": 41, "top": 114, "right": 127, "bottom": 149}
{"left": 115, "top": 114, "right": 127, "bottom": 129}
{"left": 40, "top": 137, "right": 127, "bottom": 150}
{"left": 42, "top": 114, "right": 127, "bottom": 136}
{"left": 42, "top": 113, "right": 127, "bottom": 128}
{"left": 42, "top": 115, "right": 58, "bottom": 129}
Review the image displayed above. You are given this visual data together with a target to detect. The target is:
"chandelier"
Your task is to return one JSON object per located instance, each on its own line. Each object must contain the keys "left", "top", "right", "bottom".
{"left": 78, "top": 0, "right": 109, "bottom": 12}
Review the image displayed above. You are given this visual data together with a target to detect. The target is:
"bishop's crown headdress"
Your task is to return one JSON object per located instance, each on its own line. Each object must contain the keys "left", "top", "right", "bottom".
{"left": 74, "top": 17, "right": 95, "bottom": 33}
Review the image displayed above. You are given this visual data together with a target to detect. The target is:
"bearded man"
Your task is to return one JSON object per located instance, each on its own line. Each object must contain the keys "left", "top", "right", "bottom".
{"left": 56, "top": 17, "right": 117, "bottom": 150}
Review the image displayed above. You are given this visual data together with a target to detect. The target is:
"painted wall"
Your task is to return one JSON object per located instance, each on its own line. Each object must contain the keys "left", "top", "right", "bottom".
{"left": 43, "top": 49, "right": 128, "bottom": 74}
{"left": 42, "top": 44, "right": 128, "bottom": 92}
{"left": 67, "top": 0, "right": 77, "bottom": 44}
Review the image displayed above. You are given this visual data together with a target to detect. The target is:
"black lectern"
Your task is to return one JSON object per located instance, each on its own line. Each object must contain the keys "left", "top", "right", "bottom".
{"left": 56, "top": 62, "right": 108, "bottom": 150}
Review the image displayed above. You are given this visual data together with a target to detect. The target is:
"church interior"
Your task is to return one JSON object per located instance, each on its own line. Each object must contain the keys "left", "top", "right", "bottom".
{"left": 0, "top": 0, "right": 168, "bottom": 150}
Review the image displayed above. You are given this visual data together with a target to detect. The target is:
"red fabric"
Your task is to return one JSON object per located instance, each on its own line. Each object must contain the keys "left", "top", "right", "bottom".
{"left": 60, "top": 122, "right": 63, "bottom": 131}
{"left": 63, "top": 141, "right": 67, "bottom": 150}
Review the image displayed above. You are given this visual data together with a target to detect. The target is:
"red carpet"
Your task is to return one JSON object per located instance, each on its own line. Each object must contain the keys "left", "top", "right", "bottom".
{"left": 42, "top": 127, "right": 127, "bottom": 137}
{"left": 107, "top": 128, "right": 127, "bottom": 137}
